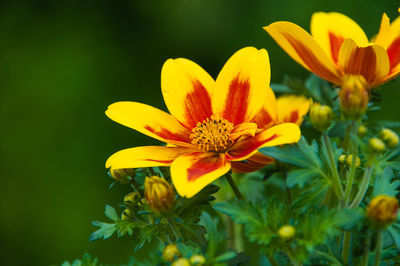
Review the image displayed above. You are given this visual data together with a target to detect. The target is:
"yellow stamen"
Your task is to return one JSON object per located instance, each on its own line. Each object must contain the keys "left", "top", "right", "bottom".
{"left": 190, "top": 116, "right": 234, "bottom": 152}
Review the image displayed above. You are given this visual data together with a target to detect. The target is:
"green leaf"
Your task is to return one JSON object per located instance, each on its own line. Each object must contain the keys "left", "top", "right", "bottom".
{"left": 372, "top": 166, "right": 400, "bottom": 197}
{"left": 200, "top": 212, "right": 218, "bottom": 258}
{"left": 104, "top": 205, "right": 119, "bottom": 222}
{"left": 214, "top": 251, "right": 236, "bottom": 262}
{"left": 89, "top": 221, "right": 117, "bottom": 241}
{"left": 61, "top": 253, "right": 99, "bottom": 266}
{"left": 287, "top": 169, "right": 320, "bottom": 188}
{"left": 335, "top": 208, "right": 365, "bottom": 231}
{"left": 270, "top": 83, "right": 294, "bottom": 94}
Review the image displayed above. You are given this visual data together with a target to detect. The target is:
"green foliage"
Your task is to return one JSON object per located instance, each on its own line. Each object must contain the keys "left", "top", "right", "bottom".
{"left": 61, "top": 254, "right": 99, "bottom": 266}
{"left": 372, "top": 167, "right": 400, "bottom": 197}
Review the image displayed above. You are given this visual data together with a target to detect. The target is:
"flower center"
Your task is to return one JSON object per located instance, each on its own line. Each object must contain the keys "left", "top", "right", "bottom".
{"left": 190, "top": 116, "right": 234, "bottom": 152}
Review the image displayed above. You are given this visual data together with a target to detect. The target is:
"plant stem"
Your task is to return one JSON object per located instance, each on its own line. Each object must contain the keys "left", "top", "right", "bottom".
{"left": 350, "top": 166, "right": 373, "bottom": 208}
{"left": 344, "top": 121, "right": 358, "bottom": 207}
{"left": 361, "top": 232, "right": 371, "bottom": 266}
{"left": 268, "top": 255, "right": 279, "bottom": 266}
{"left": 322, "top": 133, "right": 345, "bottom": 201}
{"left": 225, "top": 172, "right": 244, "bottom": 200}
{"left": 342, "top": 231, "right": 351, "bottom": 263}
{"left": 374, "top": 230, "right": 382, "bottom": 266}
{"left": 166, "top": 217, "right": 181, "bottom": 241}
{"left": 234, "top": 223, "right": 244, "bottom": 252}
{"left": 286, "top": 247, "right": 301, "bottom": 266}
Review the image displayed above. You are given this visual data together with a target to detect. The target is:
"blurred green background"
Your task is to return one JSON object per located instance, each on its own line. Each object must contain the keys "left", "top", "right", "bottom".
{"left": 1, "top": 0, "right": 399, "bottom": 265}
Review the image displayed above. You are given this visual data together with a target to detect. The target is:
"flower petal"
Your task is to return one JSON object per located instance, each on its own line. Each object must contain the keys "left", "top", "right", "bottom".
{"left": 375, "top": 13, "right": 391, "bottom": 48}
{"left": 311, "top": 12, "right": 368, "bottom": 64}
{"left": 276, "top": 95, "right": 311, "bottom": 125}
{"left": 213, "top": 47, "right": 270, "bottom": 125}
{"left": 251, "top": 87, "right": 278, "bottom": 129}
{"left": 106, "top": 146, "right": 193, "bottom": 170}
{"left": 227, "top": 123, "right": 301, "bottom": 161}
{"left": 264, "top": 21, "right": 341, "bottom": 84}
{"left": 106, "top": 102, "right": 192, "bottom": 147}
{"left": 161, "top": 58, "right": 215, "bottom": 129}
{"left": 231, "top": 152, "right": 274, "bottom": 173}
{"left": 338, "top": 39, "right": 390, "bottom": 86}
{"left": 230, "top": 122, "right": 258, "bottom": 140}
{"left": 171, "top": 152, "right": 231, "bottom": 198}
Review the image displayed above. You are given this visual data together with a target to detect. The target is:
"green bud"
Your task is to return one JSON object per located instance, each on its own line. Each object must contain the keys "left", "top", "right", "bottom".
{"left": 369, "top": 138, "right": 386, "bottom": 153}
{"left": 278, "top": 225, "right": 296, "bottom": 239}
{"left": 380, "top": 128, "right": 399, "bottom": 148}
{"left": 172, "top": 258, "right": 190, "bottom": 266}
{"left": 190, "top": 255, "right": 205, "bottom": 265}
{"left": 162, "top": 244, "right": 180, "bottom": 262}
{"left": 309, "top": 103, "right": 333, "bottom": 131}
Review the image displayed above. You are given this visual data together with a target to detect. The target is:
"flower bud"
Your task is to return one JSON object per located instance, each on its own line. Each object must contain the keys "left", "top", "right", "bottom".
{"left": 172, "top": 258, "right": 190, "bottom": 266}
{"left": 367, "top": 195, "right": 399, "bottom": 227}
{"left": 369, "top": 138, "right": 386, "bottom": 153}
{"left": 124, "top": 192, "right": 140, "bottom": 205}
{"left": 309, "top": 103, "right": 333, "bottom": 131}
{"left": 346, "top": 154, "right": 361, "bottom": 168}
{"left": 190, "top": 255, "right": 206, "bottom": 265}
{"left": 162, "top": 244, "right": 180, "bottom": 262}
{"left": 121, "top": 208, "right": 132, "bottom": 221}
{"left": 109, "top": 168, "right": 135, "bottom": 184}
{"left": 358, "top": 125, "right": 368, "bottom": 137}
{"left": 380, "top": 128, "right": 399, "bottom": 148}
{"left": 144, "top": 176, "right": 175, "bottom": 214}
{"left": 278, "top": 225, "right": 296, "bottom": 239}
{"left": 339, "top": 75, "right": 369, "bottom": 119}
{"left": 339, "top": 154, "right": 346, "bottom": 164}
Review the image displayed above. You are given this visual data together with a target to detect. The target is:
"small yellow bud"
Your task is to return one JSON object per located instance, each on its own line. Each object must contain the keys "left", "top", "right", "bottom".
{"left": 145, "top": 176, "right": 175, "bottom": 214}
{"left": 278, "top": 225, "right": 296, "bottom": 239}
{"left": 380, "top": 128, "right": 399, "bottom": 148}
{"left": 346, "top": 154, "right": 361, "bottom": 168}
{"left": 121, "top": 208, "right": 132, "bottom": 221}
{"left": 109, "top": 168, "right": 135, "bottom": 184}
{"left": 367, "top": 195, "right": 399, "bottom": 227}
{"left": 369, "top": 138, "right": 386, "bottom": 153}
{"left": 309, "top": 103, "right": 333, "bottom": 131}
{"left": 124, "top": 192, "right": 140, "bottom": 204}
{"left": 339, "top": 154, "right": 346, "bottom": 164}
{"left": 190, "top": 254, "right": 206, "bottom": 265}
{"left": 358, "top": 125, "right": 368, "bottom": 136}
{"left": 172, "top": 258, "right": 190, "bottom": 266}
{"left": 162, "top": 244, "right": 180, "bottom": 262}
{"left": 339, "top": 75, "right": 369, "bottom": 119}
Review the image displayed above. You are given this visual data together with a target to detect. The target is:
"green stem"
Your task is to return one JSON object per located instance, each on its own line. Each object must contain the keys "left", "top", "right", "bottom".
{"left": 344, "top": 121, "right": 358, "bottom": 207}
{"left": 268, "top": 255, "right": 279, "bottom": 266}
{"left": 342, "top": 231, "right": 351, "bottom": 263}
{"left": 374, "top": 230, "right": 383, "bottom": 266}
{"left": 350, "top": 166, "right": 373, "bottom": 208}
{"left": 234, "top": 223, "right": 244, "bottom": 252}
{"left": 166, "top": 217, "right": 181, "bottom": 241}
{"left": 361, "top": 232, "right": 371, "bottom": 266}
{"left": 286, "top": 246, "right": 301, "bottom": 266}
{"left": 225, "top": 173, "right": 244, "bottom": 200}
{"left": 322, "top": 133, "right": 345, "bottom": 201}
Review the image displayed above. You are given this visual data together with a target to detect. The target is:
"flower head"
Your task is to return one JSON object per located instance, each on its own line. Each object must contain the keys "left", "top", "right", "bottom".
{"left": 106, "top": 47, "right": 301, "bottom": 197}
{"left": 367, "top": 195, "right": 399, "bottom": 227}
{"left": 264, "top": 12, "right": 400, "bottom": 89}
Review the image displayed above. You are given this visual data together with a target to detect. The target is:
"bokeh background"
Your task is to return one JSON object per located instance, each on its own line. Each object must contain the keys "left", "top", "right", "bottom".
{"left": 1, "top": 0, "right": 399, "bottom": 265}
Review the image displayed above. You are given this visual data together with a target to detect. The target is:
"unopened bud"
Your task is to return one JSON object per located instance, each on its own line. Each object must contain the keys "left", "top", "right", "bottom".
{"left": 124, "top": 192, "right": 140, "bottom": 205}
{"left": 339, "top": 154, "right": 346, "bottom": 164}
{"left": 358, "top": 125, "right": 368, "bottom": 136}
{"left": 367, "top": 195, "right": 399, "bottom": 227}
{"left": 380, "top": 128, "right": 399, "bottom": 148}
{"left": 121, "top": 208, "right": 132, "bottom": 221}
{"left": 162, "top": 244, "right": 180, "bottom": 262}
{"left": 369, "top": 138, "right": 386, "bottom": 153}
{"left": 278, "top": 225, "right": 296, "bottom": 239}
{"left": 346, "top": 154, "right": 361, "bottom": 168}
{"left": 309, "top": 103, "right": 333, "bottom": 131}
{"left": 145, "top": 176, "right": 175, "bottom": 214}
{"left": 172, "top": 258, "right": 190, "bottom": 266}
{"left": 109, "top": 168, "right": 135, "bottom": 184}
{"left": 190, "top": 255, "right": 206, "bottom": 265}
{"left": 339, "top": 75, "right": 369, "bottom": 119}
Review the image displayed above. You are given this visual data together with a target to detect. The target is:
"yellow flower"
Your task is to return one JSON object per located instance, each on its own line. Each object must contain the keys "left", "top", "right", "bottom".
{"left": 144, "top": 176, "right": 175, "bottom": 213}
{"left": 162, "top": 244, "right": 180, "bottom": 262}
{"left": 367, "top": 195, "right": 399, "bottom": 227}
{"left": 105, "top": 47, "right": 301, "bottom": 198}
{"left": 278, "top": 225, "right": 296, "bottom": 239}
{"left": 264, "top": 12, "right": 400, "bottom": 89}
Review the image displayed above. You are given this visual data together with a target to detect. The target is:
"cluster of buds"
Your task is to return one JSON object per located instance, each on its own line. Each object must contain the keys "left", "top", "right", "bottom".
{"left": 278, "top": 224, "right": 296, "bottom": 240}
{"left": 367, "top": 195, "right": 399, "bottom": 228}
{"left": 145, "top": 176, "right": 175, "bottom": 214}
{"left": 109, "top": 168, "right": 136, "bottom": 184}
{"left": 309, "top": 103, "right": 333, "bottom": 132}
{"left": 380, "top": 128, "right": 399, "bottom": 148}
{"left": 163, "top": 244, "right": 205, "bottom": 265}
{"left": 339, "top": 154, "right": 361, "bottom": 168}
{"left": 339, "top": 75, "right": 369, "bottom": 119}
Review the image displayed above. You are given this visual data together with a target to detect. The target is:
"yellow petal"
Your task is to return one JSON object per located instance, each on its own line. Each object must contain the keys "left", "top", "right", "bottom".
{"left": 227, "top": 123, "right": 301, "bottom": 161}
{"left": 106, "top": 102, "right": 192, "bottom": 147}
{"left": 338, "top": 39, "right": 390, "bottom": 86}
{"left": 106, "top": 146, "right": 193, "bottom": 170}
{"left": 264, "top": 21, "right": 341, "bottom": 84}
{"left": 213, "top": 47, "right": 270, "bottom": 125}
{"left": 276, "top": 95, "right": 311, "bottom": 125}
{"left": 171, "top": 152, "right": 231, "bottom": 198}
{"left": 311, "top": 12, "right": 369, "bottom": 63}
{"left": 161, "top": 58, "right": 215, "bottom": 129}
{"left": 375, "top": 13, "right": 391, "bottom": 48}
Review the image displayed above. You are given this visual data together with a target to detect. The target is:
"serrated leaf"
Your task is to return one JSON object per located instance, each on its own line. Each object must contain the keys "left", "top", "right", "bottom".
{"left": 372, "top": 167, "right": 400, "bottom": 197}
{"left": 104, "top": 205, "right": 119, "bottom": 222}
{"left": 287, "top": 169, "right": 320, "bottom": 188}
{"left": 200, "top": 212, "right": 218, "bottom": 258}
{"left": 335, "top": 208, "right": 365, "bottom": 231}
{"left": 90, "top": 221, "right": 117, "bottom": 241}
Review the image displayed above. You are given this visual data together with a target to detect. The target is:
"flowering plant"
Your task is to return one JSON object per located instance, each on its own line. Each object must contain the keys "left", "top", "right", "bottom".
{"left": 63, "top": 11, "right": 400, "bottom": 266}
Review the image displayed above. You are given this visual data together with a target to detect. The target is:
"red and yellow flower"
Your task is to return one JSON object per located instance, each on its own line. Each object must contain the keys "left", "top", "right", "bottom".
{"left": 264, "top": 12, "right": 400, "bottom": 89}
{"left": 105, "top": 47, "right": 301, "bottom": 198}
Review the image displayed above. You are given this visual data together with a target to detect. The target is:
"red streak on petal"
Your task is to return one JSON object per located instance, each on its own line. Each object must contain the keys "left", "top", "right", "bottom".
{"left": 252, "top": 108, "right": 274, "bottom": 129}
{"left": 343, "top": 46, "right": 377, "bottom": 83}
{"left": 183, "top": 80, "right": 212, "bottom": 129}
{"left": 282, "top": 32, "right": 339, "bottom": 84}
{"left": 187, "top": 153, "right": 225, "bottom": 182}
{"left": 144, "top": 159, "right": 174, "bottom": 164}
{"left": 144, "top": 125, "right": 190, "bottom": 143}
{"left": 288, "top": 110, "right": 299, "bottom": 123}
{"left": 387, "top": 37, "right": 400, "bottom": 71}
{"left": 227, "top": 134, "right": 279, "bottom": 161}
{"left": 329, "top": 32, "right": 344, "bottom": 64}
{"left": 222, "top": 76, "right": 250, "bottom": 125}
